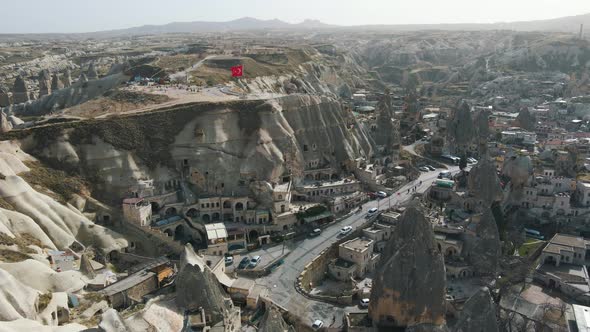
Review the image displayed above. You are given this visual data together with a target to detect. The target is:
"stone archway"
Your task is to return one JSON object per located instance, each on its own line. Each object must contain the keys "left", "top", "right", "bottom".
{"left": 202, "top": 214, "right": 210, "bottom": 223}
{"left": 281, "top": 205, "right": 286, "bottom": 213}
{"left": 445, "top": 247, "right": 456, "bottom": 257}
{"left": 305, "top": 174, "right": 314, "bottom": 181}
{"left": 164, "top": 229, "right": 173, "bottom": 237}
{"left": 212, "top": 212, "right": 220, "bottom": 221}
{"left": 186, "top": 208, "right": 198, "bottom": 218}
{"left": 437, "top": 243, "right": 442, "bottom": 252}
{"left": 165, "top": 207, "right": 177, "bottom": 216}
{"left": 223, "top": 201, "right": 232, "bottom": 209}
{"left": 235, "top": 202, "right": 244, "bottom": 211}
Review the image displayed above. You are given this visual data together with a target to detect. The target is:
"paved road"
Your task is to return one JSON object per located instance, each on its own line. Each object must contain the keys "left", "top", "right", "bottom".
{"left": 255, "top": 166, "right": 460, "bottom": 328}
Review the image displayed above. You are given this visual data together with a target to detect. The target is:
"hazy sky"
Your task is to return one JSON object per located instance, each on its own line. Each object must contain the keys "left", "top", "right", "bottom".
{"left": 2, "top": 0, "right": 590, "bottom": 33}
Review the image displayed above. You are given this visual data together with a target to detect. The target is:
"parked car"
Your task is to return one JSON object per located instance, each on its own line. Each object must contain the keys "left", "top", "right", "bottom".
{"left": 376, "top": 191, "right": 388, "bottom": 198}
{"left": 438, "top": 171, "right": 452, "bottom": 179}
{"left": 310, "top": 228, "right": 322, "bottom": 237}
{"left": 467, "top": 157, "right": 477, "bottom": 164}
{"left": 418, "top": 166, "right": 430, "bottom": 172}
{"left": 249, "top": 256, "right": 261, "bottom": 268}
{"left": 360, "top": 298, "right": 370, "bottom": 307}
{"left": 238, "top": 257, "right": 250, "bottom": 269}
{"left": 312, "top": 320, "right": 324, "bottom": 330}
{"left": 367, "top": 192, "right": 378, "bottom": 199}
{"left": 425, "top": 165, "right": 436, "bottom": 171}
{"left": 340, "top": 226, "right": 353, "bottom": 235}
{"left": 224, "top": 256, "right": 234, "bottom": 265}
{"left": 367, "top": 208, "right": 379, "bottom": 218}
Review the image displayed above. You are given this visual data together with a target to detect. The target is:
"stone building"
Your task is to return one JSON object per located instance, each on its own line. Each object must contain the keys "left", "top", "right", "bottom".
{"left": 122, "top": 198, "right": 152, "bottom": 227}
{"left": 334, "top": 237, "right": 379, "bottom": 278}
{"left": 362, "top": 223, "right": 393, "bottom": 252}
{"left": 272, "top": 181, "right": 292, "bottom": 214}
{"left": 535, "top": 233, "right": 590, "bottom": 304}
{"left": 101, "top": 258, "right": 174, "bottom": 309}
{"left": 187, "top": 196, "right": 253, "bottom": 223}
{"left": 539, "top": 233, "right": 590, "bottom": 267}
{"left": 205, "top": 223, "right": 228, "bottom": 256}
{"left": 295, "top": 178, "right": 361, "bottom": 203}
{"left": 102, "top": 269, "right": 157, "bottom": 308}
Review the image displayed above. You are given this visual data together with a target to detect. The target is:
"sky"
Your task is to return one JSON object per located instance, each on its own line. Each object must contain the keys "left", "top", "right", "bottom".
{"left": 2, "top": 0, "right": 590, "bottom": 33}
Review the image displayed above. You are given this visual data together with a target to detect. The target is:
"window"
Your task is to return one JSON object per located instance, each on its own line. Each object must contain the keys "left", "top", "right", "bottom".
{"left": 206, "top": 203, "right": 210, "bottom": 208}
{"left": 303, "top": 145, "right": 308, "bottom": 152}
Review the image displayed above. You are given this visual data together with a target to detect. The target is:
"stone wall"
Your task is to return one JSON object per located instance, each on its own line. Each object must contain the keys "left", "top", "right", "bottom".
{"left": 127, "top": 275, "right": 158, "bottom": 302}
{"left": 299, "top": 245, "right": 339, "bottom": 292}
{"left": 122, "top": 221, "right": 185, "bottom": 255}
{"left": 295, "top": 217, "right": 377, "bottom": 306}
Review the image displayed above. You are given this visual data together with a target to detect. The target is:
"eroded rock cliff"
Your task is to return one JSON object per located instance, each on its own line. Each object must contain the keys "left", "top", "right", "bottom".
{"left": 453, "top": 287, "right": 499, "bottom": 332}
{"left": 369, "top": 204, "right": 446, "bottom": 328}
{"left": 4, "top": 95, "right": 374, "bottom": 203}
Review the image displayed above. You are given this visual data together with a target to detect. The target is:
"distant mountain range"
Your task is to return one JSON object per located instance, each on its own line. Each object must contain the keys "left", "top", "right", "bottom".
{"left": 2, "top": 14, "right": 590, "bottom": 39}
{"left": 97, "top": 13, "right": 590, "bottom": 36}
{"left": 99, "top": 17, "right": 335, "bottom": 36}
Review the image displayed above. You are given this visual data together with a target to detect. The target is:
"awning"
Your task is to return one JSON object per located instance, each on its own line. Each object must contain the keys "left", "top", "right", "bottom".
{"left": 303, "top": 212, "right": 334, "bottom": 224}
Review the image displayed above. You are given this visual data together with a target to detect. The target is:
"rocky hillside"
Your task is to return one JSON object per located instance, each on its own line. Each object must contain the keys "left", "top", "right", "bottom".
{"left": 0, "top": 139, "right": 127, "bottom": 331}
{"left": 1, "top": 94, "right": 374, "bottom": 202}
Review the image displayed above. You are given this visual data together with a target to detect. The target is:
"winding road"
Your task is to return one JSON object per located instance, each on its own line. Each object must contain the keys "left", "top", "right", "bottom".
{"left": 255, "top": 165, "right": 460, "bottom": 328}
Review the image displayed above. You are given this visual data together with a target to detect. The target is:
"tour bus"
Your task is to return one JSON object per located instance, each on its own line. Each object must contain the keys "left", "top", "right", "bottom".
{"left": 441, "top": 155, "right": 460, "bottom": 164}
{"left": 525, "top": 228, "right": 544, "bottom": 240}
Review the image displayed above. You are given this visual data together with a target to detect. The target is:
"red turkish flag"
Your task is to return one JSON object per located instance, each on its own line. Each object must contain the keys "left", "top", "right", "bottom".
{"left": 231, "top": 65, "right": 243, "bottom": 77}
